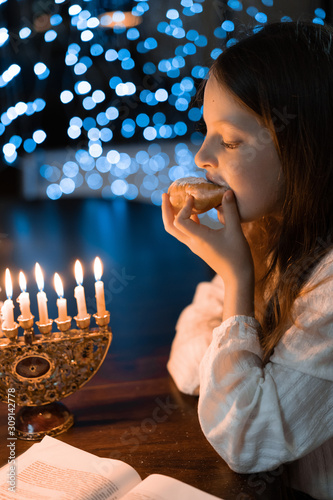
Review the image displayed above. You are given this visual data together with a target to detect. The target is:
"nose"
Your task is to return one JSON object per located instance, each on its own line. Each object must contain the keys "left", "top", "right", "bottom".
{"left": 194, "top": 138, "right": 218, "bottom": 170}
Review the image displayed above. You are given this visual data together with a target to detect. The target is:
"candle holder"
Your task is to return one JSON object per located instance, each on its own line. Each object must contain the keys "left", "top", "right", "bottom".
{"left": 74, "top": 314, "right": 91, "bottom": 331}
{"left": 36, "top": 319, "right": 54, "bottom": 336}
{"left": 0, "top": 312, "right": 112, "bottom": 441}
{"left": 54, "top": 316, "right": 72, "bottom": 333}
{"left": 2, "top": 323, "right": 19, "bottom": 341}
{"left": 93, "top": 311, "right": 110, "bottom": 330}
{"left": 18, "top": 314, "right": 35, "bottom": 344}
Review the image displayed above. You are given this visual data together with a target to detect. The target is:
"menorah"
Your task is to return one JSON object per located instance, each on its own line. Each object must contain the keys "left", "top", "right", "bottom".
{"left": 0, "top": 259, "right": 112, "bottom": 441}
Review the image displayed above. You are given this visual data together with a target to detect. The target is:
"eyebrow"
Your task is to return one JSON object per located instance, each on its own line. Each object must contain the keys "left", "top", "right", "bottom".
{"left": 215, "top": 119, "right": 252, "bottom": 132}
{"left": 202, "top": 114, "right": 260, "bottom": 134}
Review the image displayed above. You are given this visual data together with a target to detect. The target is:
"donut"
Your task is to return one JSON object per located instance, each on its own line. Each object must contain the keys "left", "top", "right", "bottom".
{"left": 167, "top": 176, "right": 228, "bottom": 214}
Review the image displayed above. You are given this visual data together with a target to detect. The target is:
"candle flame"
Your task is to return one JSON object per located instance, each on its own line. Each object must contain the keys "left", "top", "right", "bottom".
{"left": 75, "top": 260, "right": 83, "bottom": 286}
{"left": 19, "top": 271, "right": 27, "bottom": 293}
{"left": 54, "top": 273, "right": 64, "bottom": 298}
{"left": 5, "top": 268, "right": 13, "bottom": 299}
{"left": 35, "top": 263, "right": 44, "bottom": 291}
{"left": 94, "top": 257, "right": 103, "bottom": 281}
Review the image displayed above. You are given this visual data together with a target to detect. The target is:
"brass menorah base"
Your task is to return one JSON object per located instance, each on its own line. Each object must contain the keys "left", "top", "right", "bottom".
{"left": 16, "top": 402, "right": 74, "bottom": 440}
{"left": 0, "top": 312, "right": 112, "bottom": 441}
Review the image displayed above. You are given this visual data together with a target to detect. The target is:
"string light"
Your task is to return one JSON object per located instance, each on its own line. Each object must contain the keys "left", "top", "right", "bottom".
{"left": 0, "top": 0, "right": 327, "bottom": 221}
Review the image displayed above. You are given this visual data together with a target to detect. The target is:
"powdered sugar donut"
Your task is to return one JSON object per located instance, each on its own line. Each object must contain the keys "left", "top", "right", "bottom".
{"left": 168, "top": 177, "right": 228, "bottom": 214}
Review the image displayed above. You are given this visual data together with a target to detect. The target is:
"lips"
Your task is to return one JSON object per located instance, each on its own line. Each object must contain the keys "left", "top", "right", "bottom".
{"left": 205, "top": 173, "right": 230, "bottom": 190}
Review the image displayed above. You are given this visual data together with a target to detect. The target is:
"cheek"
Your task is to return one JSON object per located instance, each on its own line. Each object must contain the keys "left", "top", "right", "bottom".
{"left": 227, "top": 148, "right": 284, "bottom": 221}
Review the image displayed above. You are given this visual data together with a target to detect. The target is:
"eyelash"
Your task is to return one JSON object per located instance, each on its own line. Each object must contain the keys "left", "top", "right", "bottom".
{"left": 220, "top": 140, "right": 241, "bottom": 150}
{"left": 196, "top": 121, "right": 241, "bottom": 150}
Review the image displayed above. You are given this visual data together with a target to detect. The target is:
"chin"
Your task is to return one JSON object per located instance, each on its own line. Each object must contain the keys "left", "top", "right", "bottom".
{"left": 240, "top": 206, "right": 283, "bottom": 224}
{"left": 237, "top": 204, "right": 265, "bottom": 224}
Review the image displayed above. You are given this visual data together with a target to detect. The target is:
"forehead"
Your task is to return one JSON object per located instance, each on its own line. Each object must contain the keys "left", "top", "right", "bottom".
{"left": 203, "top": 75, "right": 262, "bottom": 133}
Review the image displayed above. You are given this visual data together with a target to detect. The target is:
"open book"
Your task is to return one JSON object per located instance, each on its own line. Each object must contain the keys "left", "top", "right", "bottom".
{"left": 0, "top": 435, "right": 223, "bottom": 499}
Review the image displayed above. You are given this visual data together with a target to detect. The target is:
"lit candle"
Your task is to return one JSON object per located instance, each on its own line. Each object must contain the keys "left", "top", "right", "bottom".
{"left": 74, "top": 260, "right": 88, "bottom": 319}
{"left": 0, "top": 301, "right": 3, "bottom": 334}
{"left": 54, "top": 273, "right": 67, "bottom": 321}
{"left": 94, "top": 257, "right": 106, "bottom": 317}
{"left": 35, "top": 263, "right": 49, "bottom": 324}
{"left": 17, "top": 271, "right": 32, "bottom": 320}
{"left": 2, "top": 269, "right": 15, "bottom": 329}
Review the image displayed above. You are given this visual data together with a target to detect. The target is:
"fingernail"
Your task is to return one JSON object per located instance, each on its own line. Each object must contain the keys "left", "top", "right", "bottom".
{"left": 225, "top": 190, "right": 233, "bottom": 201}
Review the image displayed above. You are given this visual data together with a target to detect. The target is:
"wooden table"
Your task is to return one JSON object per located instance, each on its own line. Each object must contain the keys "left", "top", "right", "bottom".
{"left": 0, "top": 198, "right": 286, "bottom": 499}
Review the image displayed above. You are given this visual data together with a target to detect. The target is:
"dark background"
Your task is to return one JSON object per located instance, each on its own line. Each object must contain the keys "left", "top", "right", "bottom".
{"left": 0, "top": 0, "right": 331, "bottom": 199}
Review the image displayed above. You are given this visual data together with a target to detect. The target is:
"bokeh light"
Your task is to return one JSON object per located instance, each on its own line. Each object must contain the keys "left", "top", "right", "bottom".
{"left": 0, "top": 0, "right": 328, "bottom": 221}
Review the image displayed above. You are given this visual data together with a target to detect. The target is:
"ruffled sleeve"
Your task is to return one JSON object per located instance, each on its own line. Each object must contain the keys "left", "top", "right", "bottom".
{"left": 167, "top": 274, "right": 225, "bottom": 395}
{"left": 198, "top": 259, "right": 333, "bottom": 473}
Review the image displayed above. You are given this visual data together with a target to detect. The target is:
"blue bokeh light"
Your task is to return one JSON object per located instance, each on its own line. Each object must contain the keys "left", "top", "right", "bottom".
{"left": 0, "top": 28, "right": 9, "bottom": 47}
{"left": 315, "top": 8, "right": 326, "bottom": 19}
{"left": 46, "top": 184, "right": 62, "bottom": 200}
{"left": 0, "top": 0, "right": 327, "bottom": 202}
{"left": 82, "top": 97, "right": 95, "bottom": 110}
{"left": 45, "top": 30, "right": 58, "bottom": 42}
{"left": 19, "top": 27, "right": 31, "bottom": 39}
{"left": 63, "top": 161, "right": 79, "bottom": 177}
{"left": 23, "top": 139, "right": 36, "bottom": 153}
{"left": 69, "top": 4, "right": 82, "bottom": 16}
{"left": 261, "top": 0, "right": 273, "bottom": 6}
{"left": 106, "top": 107, "right": 119, "bottom": 120}
{"left": 74, "top": 80, "right": 91, "bottom": 95}
{"left": 33, "top": 130, "right": 47, "bottom": 144}
{"left": 50, "top": 14, "right": 63, "bottom": 26}
{"left": 255, "top": 12, "right": 268, "bottom": 23}
{"left": 60, "top": 90, "right": 74, "bottom": 104}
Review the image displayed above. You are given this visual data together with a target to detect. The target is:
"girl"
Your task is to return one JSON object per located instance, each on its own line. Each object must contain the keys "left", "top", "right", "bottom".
{"left": 162, "top": 21, "right": 333, "bottom": 500}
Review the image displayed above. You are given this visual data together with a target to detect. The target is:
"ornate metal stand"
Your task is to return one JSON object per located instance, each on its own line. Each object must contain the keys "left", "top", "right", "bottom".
{"left": 0, "top": 312, "right": 112, "bottom": 441}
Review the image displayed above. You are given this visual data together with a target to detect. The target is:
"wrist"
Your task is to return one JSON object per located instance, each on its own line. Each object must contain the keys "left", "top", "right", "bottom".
{"left": 222, "top": 275, "right": 255, "bottom": 322}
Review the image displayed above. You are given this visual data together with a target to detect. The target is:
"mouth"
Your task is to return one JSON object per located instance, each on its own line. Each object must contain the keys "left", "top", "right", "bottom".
{"left": 205, "top": 173, "right": 230, "bottom": 189}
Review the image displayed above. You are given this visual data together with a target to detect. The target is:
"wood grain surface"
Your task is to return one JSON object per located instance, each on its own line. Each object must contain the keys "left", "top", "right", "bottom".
{"left": 0, "top": 198, "right": 286, "bottom": 499}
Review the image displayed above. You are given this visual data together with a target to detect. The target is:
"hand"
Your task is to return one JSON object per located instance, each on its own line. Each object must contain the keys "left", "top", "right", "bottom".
{"left": 161, "top": 190, "right": 254, "bottom": 287}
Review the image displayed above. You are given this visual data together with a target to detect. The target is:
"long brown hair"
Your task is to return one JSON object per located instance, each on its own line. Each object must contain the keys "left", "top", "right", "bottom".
{"left": 209, "top": 21, "right": 333, "bottom": 362}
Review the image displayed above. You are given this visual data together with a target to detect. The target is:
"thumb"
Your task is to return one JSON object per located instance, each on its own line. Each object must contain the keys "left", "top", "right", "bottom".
{"left": 221, "top": 190, "right": 241, "bottom": 229}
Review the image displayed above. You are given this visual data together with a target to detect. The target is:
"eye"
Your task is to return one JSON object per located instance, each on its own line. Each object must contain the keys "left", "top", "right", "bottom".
{"left": 220, "top": 139, "right": 241, "bottom": 150}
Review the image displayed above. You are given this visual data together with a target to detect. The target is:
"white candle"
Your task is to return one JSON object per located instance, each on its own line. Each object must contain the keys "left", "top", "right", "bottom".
{"left": 17, "top": 271, "right": 32, "bottom": 320}
{"left": 2, "top": 269, "right": 15, "bottom": 329}
{"left": 54, "top": 273, "right": 67, "bottom": 321}
{"left": 94, "top": 257, "right": 106, "bottom": 316}
{"left": 0, "top": 301, "right": 3, "bottom": 333}
{"left": 74, "top": 260, "right": 88, "bottom": 319}
{"left": 35, "top": 263, "right": 49, "bottom": 324}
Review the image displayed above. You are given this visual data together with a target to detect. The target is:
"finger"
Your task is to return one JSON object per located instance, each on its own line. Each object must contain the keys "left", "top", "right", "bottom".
{"left": 221, "top": 190, "right": 242, "bottom": 231}
{"left": 175, "top": 196, "right": 211, "bottom": 239}
{"left": 178, "top": 194, "right": 194, "bottom": 219}
{"left": 162, "top": 193, "right": 180, "bottom": 234}
{"left": 161, "top": 193, "right": 175, "bottom": 227}
{"left": 161, "top": 193, "right": 192, "bottom": 244}
{"left": 216, "top": 205, "right": 225, "bottom": 225}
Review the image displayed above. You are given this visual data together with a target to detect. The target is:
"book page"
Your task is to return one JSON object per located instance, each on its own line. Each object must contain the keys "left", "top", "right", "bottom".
{"left": 121, "top": 474, "right": 223, "bottom": 500}
{"left": 0, "top": 435, "right": 141, "bottom": 500}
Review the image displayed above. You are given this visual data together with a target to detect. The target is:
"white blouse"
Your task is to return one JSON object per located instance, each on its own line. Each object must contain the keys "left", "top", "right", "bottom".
{"left": 167, "top": 251, "right": 333, "bottom": 500}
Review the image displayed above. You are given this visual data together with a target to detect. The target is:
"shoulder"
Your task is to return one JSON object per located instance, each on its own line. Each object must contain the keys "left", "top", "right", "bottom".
{"left": 307, "top": 247, "right": 333, "bottom": 285}
{"left": 294, "top": 248, "right": 333, "bottom": 317}
{"left": 270, "top": 249, "right": 333, "bottom": 380}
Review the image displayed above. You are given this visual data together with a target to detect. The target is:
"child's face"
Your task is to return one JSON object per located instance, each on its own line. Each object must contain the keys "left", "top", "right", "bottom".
{"left": 195, "top": 75, "right": 285, "bottom": 222}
